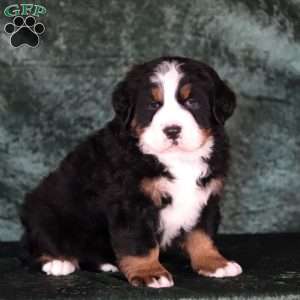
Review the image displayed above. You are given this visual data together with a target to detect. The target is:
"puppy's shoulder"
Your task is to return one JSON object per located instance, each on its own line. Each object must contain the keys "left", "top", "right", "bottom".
{"left": 60, "top": 123, "right": 117, "bottom": 169}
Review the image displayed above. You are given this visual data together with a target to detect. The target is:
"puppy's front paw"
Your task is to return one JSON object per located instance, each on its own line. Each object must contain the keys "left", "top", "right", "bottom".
{"left": 130, "top": 266, "right": 174, "bottom": 288}
{"left": 199, "top": 261, "right": 242, "bottom": 278}
{"left": 119, "top": 247, "right": 174, "bottom": 288}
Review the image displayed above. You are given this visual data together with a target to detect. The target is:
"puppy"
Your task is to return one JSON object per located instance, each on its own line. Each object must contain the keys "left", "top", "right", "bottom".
{"left": 20, "top": 56, "right": 242, "bottom": 288}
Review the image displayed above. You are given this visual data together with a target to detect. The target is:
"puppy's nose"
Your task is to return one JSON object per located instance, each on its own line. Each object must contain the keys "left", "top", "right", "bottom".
{"left": 163, "top": 125, "right": 181, "bottom": 140}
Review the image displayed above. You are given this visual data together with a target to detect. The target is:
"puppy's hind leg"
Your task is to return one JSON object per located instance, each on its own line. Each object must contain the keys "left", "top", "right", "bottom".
{"left": 39, "top": 256, "right": 79, "bottom": 276}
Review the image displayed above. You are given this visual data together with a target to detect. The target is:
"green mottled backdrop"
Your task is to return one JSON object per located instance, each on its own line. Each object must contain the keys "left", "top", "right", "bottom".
{"left": 0, "top": 0, "right": 299, "bottom": 241}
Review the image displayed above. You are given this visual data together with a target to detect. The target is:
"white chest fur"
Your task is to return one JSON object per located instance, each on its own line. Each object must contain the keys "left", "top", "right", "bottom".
{"left": 157, "top": 139, "right": 216, "bottom": 248}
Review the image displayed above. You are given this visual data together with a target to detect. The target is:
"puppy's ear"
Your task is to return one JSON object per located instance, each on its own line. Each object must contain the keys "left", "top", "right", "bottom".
{"left": 213, "top": 80, "right": 236, "bottom": 125}
{"left": 112, "top": 80, "right": 134, "bottom": 126}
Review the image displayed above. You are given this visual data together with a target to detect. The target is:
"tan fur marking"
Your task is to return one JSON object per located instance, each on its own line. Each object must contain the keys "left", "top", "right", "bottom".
{"left": 131, "top": 118, "right": 144, "bottom": 137}
{"left": 118, "top": 247, "right": 172, "bottom": 286}
{"left": 183, "top": 230, "right": 228, "bottom": 273}
{"left": 209, "top": 178, "right": 224, "bottom": 195}
{"left": 180, "top": 83, "right": 192, "bottom": 100}
{"left": 151, "top": 86, "right": 163, "bottom": 102}
{"left": 203, "top": 128, "right": 212, "bottom": 139}
{"left": 140, "top": 177, "right": 170, "bottom": 207}
{"left": 199, "top": 129, "right": 213, "bottom": 148}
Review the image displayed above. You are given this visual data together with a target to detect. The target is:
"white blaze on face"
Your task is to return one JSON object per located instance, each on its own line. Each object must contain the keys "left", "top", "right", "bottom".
{"left": 139, "top": 61, "right": 208, "bottom": 155}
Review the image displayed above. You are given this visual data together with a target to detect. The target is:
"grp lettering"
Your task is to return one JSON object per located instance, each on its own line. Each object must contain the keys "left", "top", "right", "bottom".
{"left": 4, "top": 4, "right": 47, "bottom": 17}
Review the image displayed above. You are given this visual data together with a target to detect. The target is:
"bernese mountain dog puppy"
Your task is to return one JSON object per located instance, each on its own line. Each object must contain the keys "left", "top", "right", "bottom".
{"left": 20, "top": 56, "right": 242, "bottom": 288}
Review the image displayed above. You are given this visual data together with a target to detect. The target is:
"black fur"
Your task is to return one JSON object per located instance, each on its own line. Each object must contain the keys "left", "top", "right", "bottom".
{"left": 20, "top": 56, "right": 235, "bottom": 273}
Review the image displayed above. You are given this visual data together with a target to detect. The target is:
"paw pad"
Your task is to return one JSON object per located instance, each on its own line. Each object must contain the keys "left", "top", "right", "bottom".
{"left": 4, "top": 16, "right": 45, "bottom": 48}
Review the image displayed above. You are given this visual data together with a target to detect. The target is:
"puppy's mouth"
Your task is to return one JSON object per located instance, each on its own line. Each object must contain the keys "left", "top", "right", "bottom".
{"left": 163, "top": 138, "right": 180, "bottom": 150}
{"left": 139, "top": 134, "right": 205, "bottom": 155}
{"left": 163, "top": 139, "right": 200, "bottom": 153}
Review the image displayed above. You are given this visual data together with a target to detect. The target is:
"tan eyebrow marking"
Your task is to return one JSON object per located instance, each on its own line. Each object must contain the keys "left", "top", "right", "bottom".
{"left": 180, "top": 83, "right": 192, "bottom": 100}
{"left": 151, "top": 86, "right": 163, "bottom": 102}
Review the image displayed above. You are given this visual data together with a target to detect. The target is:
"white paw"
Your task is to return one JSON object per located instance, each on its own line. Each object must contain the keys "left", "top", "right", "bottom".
{"left": 99, "top": 263, "right": 119, "bottom": 272}
{"left": 147, "top": 276, "right": 174, "bottom": 288}
{"left": 42, "top": 260, "right": 76, "bottom": 276}
{"left": 199, "top": 261, "right": 242, "bottom": 278}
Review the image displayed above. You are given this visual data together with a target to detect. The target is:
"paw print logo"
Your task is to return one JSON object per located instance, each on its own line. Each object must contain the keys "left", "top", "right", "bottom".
{"left": 4, "top": 16, "right": 45, "bottom": 48}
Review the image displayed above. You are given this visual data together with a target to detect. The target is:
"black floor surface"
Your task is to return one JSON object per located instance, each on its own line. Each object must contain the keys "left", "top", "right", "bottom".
{"left": 1, "top": 234, "right": 300, "bottom": 300}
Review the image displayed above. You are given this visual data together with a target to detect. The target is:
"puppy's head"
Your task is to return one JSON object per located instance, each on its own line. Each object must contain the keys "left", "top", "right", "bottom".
{"left": 112, "top": 57, "right": 236, "bottom": 154}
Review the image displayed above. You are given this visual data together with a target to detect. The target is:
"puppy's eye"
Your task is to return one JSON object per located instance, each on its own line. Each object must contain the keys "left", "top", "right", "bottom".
{"left": 184, "top": 98, "right": 200, "bottom": 110}
{"left": 148, "top": 101, "right": 162, "bottom": 110}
